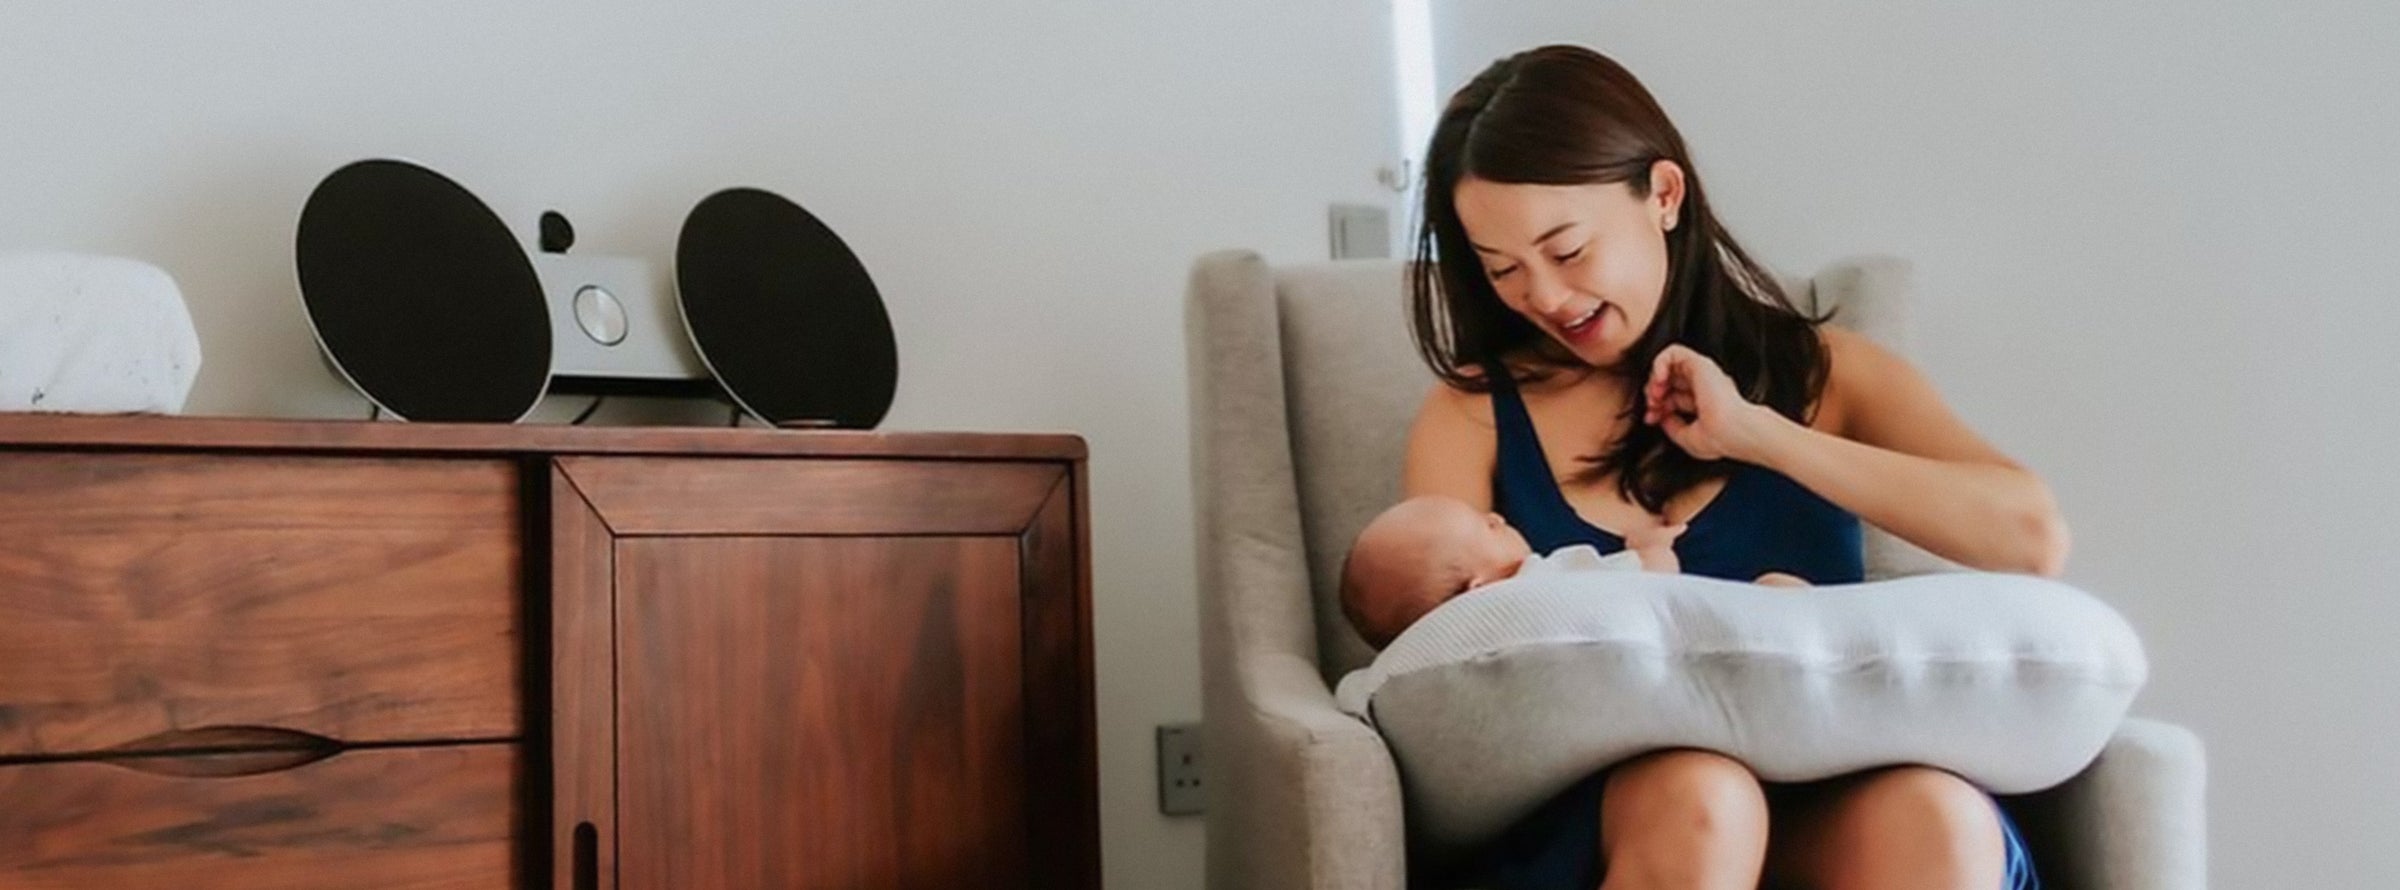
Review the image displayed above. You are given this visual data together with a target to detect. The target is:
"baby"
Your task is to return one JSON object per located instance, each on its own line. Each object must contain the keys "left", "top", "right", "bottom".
{"left": 1337, "top": 495, "right": 1683, "bottom": 650}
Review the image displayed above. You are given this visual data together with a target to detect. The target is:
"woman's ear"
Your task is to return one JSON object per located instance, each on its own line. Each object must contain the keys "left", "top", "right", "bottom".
{"left": 1647, "top": 159, "right": 1687, "bottom": 231}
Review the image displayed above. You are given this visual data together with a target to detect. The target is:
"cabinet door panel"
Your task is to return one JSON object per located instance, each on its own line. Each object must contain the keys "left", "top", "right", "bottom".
{"left": 613, "top": 535, "right": 1028, "bottom": 890}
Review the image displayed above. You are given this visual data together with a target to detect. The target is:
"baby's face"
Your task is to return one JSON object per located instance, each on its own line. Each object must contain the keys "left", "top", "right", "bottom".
{"left": 1410, "top": 498, "right": 1534, "bottom": 588}
{"left": 1345, "top": 496, "right": 1536, "bottom": 649}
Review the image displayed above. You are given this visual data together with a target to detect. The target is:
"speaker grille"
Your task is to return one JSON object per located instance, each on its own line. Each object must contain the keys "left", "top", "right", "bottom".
{"left": 296, "top": 159, "right": 551, "bottom": 422}
{"left": 676, "top": 188, "right": 897, "bottom": 429}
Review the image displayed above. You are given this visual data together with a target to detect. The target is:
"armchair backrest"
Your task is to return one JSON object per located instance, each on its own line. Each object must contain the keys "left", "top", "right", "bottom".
{"left": 1186, "top": 250, "right": 1949, "bottom": 683}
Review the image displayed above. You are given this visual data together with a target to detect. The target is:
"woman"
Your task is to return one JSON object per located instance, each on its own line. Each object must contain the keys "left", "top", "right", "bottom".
{"left": 1401, "top": 45, "right": 2069, "bottom": 890}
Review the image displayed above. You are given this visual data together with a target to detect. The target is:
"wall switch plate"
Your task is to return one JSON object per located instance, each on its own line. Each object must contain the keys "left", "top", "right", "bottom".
{"left": 1329, "top": 203, "right": 1392, "bottom": 260}
{"left": 1156, "top": 722, "right": 1205, "bottom": 816}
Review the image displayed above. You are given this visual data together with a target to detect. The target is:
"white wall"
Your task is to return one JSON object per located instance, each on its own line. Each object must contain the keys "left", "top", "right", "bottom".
{"left": 0, "top": 5, "right": 1402, "bottom": 888}
{"left": 1435, "top": 4, "right": 2400, "bottom": 887}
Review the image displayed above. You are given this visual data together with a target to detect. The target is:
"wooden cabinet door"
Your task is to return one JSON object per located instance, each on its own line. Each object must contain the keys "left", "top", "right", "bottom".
{"left": 550, "top": 456, "right": 1093, "bottom": 890}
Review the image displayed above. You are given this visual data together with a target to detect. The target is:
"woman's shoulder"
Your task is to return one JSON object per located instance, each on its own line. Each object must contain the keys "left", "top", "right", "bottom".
{"left": 1415, "top": 357, "right": 1566, "bottom": 418}
{"left": 1418, "top": 364, "right": 1497, "bottom": 426}
{"left": 1404, "top": 365, "right": 1501, "bottom": 504}
{"left": 1814, "top": 324, "right": 1923, "bottom": 436}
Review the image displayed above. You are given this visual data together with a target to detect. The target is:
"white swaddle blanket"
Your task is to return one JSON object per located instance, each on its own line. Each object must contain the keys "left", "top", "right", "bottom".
{"left": 0, "top": 252, "right": 201, "bottom": 414}
{"left": 1515, "top": 542, "right": 1640, "bottom": 576}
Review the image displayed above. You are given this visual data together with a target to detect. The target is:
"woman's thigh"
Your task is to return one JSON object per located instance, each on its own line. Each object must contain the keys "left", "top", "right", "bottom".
{"left": 1449, "top": 750, "right": 1769, "bottom": 890}
{"left": 1760, "top": 766, "right": 2008, "bottom": 890}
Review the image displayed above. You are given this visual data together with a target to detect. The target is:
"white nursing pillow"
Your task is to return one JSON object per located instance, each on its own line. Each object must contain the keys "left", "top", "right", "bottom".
{"left": 1333, "top": 571, "right": 2147, "bottom": 854}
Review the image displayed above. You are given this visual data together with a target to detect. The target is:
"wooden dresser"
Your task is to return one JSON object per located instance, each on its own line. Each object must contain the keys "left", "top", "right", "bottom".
{"left": 0, "top": 413, "right": 1096, "bottom": 890}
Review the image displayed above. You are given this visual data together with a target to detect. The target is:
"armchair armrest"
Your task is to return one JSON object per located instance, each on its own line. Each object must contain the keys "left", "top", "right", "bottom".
{"left": 1205, "top": 650, "right": 1406, "bottom": 890}
{"left": 2006, "top": 717, "right": 2208, "bottom": 890}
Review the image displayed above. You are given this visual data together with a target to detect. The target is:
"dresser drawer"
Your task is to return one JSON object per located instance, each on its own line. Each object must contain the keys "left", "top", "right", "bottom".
{"left": 0, "top": 452, "right": 522, "bottom": 757}
{"left": 0, "top": 743, "right": 520, "bottom": 889}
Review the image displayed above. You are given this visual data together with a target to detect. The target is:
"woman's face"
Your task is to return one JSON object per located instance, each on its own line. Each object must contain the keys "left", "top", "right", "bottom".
{"left": 1452, "top": 163, "right": 1684, "bottom": 368}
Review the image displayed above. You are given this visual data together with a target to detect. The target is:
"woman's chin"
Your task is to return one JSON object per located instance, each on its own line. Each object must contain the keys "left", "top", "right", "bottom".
{"left": 1548, "top": 310, "right": 1632, "bottom": 368}
{"left": 1556, "top": 337, "right": 1627, "bottom": 370}
{"left": 1528, "top": 330, "right": 1629, "bottom": 371}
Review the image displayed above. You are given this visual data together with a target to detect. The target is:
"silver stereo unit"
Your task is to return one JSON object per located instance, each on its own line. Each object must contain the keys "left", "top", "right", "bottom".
{"left": 532, "top": 253, "right": 711, "bottom": 392}
{"left": 296, "top": 158, "right": 896, "bottom": 426}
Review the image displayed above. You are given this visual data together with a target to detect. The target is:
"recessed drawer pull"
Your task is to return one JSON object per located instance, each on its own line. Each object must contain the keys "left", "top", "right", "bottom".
{"left": 100, "top": 725, "right": 344, "bottom": 778}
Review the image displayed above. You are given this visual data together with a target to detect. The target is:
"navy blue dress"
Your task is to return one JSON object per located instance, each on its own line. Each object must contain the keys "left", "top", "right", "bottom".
{"left": 1448, "top": 372, "right": 2038, "bottom": 890}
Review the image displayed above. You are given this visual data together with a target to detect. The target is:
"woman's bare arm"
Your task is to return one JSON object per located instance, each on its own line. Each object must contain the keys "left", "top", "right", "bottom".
{"left": 1747, "top": 328, "right": 2069, "bottom": 576}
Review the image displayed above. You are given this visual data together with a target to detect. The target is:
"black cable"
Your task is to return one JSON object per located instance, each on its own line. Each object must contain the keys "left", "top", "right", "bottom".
{"left": 728, "top": 404, "right": 744, "bottom": 427}
{"left": 368, "top": 404, "right": 382, "bottom": 421}
{"left": 570, "top": 395, "right": 605, "bottom": 425}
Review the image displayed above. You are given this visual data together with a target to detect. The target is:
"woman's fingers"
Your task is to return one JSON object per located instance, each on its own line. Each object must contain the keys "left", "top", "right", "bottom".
{"left": 1645, "top": 345, "right": 1739, "bottom": 433}
{"left": 1640, "top": 344, "right": 1748, "bottom": 460}
{"left": 1651, "top": 346, "right": 1688, "bottom": 382}
{"left": 1657, "top": 344, "right": 1728, "bottom": 391}
{"left": 1646, "top": 347, "right": 1681, "bottom": 393}
{"left": 1646, "top": 345, "right": 1695, "bottom": 424}
{"left": 1645, "top": 386, "right": 1699, "bottom": 425}
{"left": 1663, "top": 383, "right": 1698, "bottom": 414}
{"left": 1660, "top": 413, "right": 1692, "bottom": 444}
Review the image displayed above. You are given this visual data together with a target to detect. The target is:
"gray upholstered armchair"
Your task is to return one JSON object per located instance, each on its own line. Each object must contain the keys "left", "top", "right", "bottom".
{"left": 1186, "top": 250, "right": 2207, "bottom": 889}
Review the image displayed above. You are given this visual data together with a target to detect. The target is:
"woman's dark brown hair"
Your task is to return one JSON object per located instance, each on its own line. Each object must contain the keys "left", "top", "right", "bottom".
{"left": 1408, "top": 44, "right": 1831, "bottom": 512}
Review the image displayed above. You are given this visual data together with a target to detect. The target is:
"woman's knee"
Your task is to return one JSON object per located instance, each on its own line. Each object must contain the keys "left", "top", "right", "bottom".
{"left": 1604, "top": 749, "right": 1768, "bottom": 840}
{"left": 1824, "top": 768, "right": 2007, "bottom": 886}
{"left": 1600, "top": 751, "right": 1770, "bottom": 888}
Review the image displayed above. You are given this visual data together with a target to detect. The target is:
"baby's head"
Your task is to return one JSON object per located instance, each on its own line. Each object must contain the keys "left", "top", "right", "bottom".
{"left": 1339, "top": 496, "right": 1533, "bottom": 649}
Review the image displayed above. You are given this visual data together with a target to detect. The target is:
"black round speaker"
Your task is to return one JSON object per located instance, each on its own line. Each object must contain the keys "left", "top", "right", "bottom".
{"left": 296, "top": 159, "right": 551, "bottom": 422}
{"left": 676, "top": 187, "right": 898, "bottom": 429}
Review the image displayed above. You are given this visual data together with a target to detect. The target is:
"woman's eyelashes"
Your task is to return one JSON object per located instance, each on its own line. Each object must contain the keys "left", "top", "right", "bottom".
{"left": 1484, "top": 245, "right": 1588, "bottom": 281}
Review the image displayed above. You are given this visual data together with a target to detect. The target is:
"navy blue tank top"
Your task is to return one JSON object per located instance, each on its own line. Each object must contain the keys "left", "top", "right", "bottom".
{"left": 1489, "top": 373, "right": 1865, "bottom": 584}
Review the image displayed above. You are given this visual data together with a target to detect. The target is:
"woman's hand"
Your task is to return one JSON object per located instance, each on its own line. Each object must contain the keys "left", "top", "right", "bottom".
{"left": 1643, "top": 344, "right": 1785, "bottom": 462}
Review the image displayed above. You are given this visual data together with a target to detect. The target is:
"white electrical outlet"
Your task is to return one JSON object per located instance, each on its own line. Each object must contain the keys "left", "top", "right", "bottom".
{"left": 1156, "top": 723, "right": 1204, "bottom": 816}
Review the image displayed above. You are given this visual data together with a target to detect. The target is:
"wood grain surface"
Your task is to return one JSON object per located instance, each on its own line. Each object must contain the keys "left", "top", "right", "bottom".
{"left": 0, "top": 413, "right": 1096, "bottom": 890}
{"left": 1020, "top": 475, "right": 1101, "bottom": 890}
{"left": 613, "top": 535, "right": 1030, "bottom": 890}
{"left": 0, "top": 743, "right": 520, "bottom": 889}
{"left": 556, "top": 456, "right": 1064, "bottom": 536}
{"left": 548, "top": 464, "right": 615, "bottom": 890}
{"left": 0, "top": 452, "right": 521, "bottom": 757}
